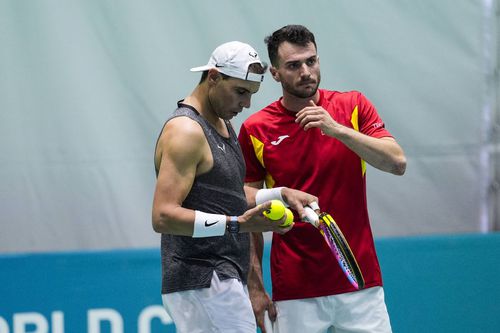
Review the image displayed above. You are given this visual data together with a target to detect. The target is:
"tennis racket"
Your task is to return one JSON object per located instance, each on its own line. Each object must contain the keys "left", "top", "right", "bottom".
{"left": 304, "top": 207, "right": 365, "bottom": 290}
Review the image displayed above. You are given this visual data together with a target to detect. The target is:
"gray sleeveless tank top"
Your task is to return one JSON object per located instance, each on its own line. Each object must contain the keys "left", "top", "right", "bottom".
{"left": 157, "top": 103, "right": 249, "bottom": 294}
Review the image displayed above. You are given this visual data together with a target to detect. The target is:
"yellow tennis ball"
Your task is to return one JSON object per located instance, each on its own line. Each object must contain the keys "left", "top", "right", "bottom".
{"left": 263, "top": 200, "right": 286, "bottom": 220}
{"left": 280, "top": 208, "right": 294, "bottom": 227}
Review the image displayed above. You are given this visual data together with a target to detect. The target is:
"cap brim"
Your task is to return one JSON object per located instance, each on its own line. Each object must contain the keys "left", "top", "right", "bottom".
{"left": 190, "top": 65, "right": 213, "bottom": 72}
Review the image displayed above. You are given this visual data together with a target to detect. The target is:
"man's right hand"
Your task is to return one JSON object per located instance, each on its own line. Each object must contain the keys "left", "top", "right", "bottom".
{"left": 238, "top": 201, "right": 293, "bottom": 234}
{"left": 249, "top": 288, "right": 276, "bottom": 333}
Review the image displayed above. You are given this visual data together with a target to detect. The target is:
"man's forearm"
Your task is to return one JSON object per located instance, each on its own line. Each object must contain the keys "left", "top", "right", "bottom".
{"left": 247, "top": 232, "right": 266, "bottom": 292}
{"left": 334, "top": 128, "right": 406, "bottom": 175}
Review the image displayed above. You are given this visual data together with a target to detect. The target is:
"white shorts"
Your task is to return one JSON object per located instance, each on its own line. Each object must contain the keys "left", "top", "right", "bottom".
{"left": 162, "top": 271, "right": 256, "bottom": 333}
{"left": 264, "top": 287, "right": 392, "bottom": 333}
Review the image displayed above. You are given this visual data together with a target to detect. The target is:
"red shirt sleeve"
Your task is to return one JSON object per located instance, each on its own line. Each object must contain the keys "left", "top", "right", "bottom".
{"left": 356, "top": 92, "right": 393, "bottom": 139}
{"left": 238, "top": 123, "right": 266, "bottom": 182}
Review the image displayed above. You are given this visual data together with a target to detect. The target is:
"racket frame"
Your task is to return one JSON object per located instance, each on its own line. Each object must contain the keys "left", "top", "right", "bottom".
{"left": 318, "top": 212, "right": 365, "bottom": 290}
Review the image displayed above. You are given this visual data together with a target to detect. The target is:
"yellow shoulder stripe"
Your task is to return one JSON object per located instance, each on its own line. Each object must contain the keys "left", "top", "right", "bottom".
{"left": 250, "top": 135, "right": 265, "bottom": 168}
{"left": 350, "top": 106, "right": 366, "bottom": 176}
{"left": 250, "top": 135, "right": 276, "bottom": 188}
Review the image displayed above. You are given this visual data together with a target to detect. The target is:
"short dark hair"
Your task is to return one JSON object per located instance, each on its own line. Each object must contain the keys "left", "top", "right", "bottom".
{"left": 264, "top": 25, "right": 317, "bottom": 67}
{"left": 198, "top": 62, "right": 268, "bottom": 84}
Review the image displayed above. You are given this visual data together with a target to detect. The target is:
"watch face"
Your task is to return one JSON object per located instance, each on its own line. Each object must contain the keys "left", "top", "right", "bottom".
{"left": 229, "top": 220, "right": 239, "bottom": 234}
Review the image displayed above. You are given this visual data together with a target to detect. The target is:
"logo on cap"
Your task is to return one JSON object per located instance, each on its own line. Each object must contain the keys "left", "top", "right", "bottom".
{"left": 249, "top": 52, "right": 258, "bottom": 58}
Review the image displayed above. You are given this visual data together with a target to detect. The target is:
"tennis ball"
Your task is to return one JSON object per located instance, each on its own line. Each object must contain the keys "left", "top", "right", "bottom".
{"left": 280, "top": 208, "right": 294, "bottom": 227}
{"left": 263, "top": 200, "right": 286, "bottom": 220}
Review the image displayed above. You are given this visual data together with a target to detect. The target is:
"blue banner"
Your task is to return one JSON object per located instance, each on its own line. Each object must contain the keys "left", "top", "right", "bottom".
{"left": 2, "top": 234, "right": 500, "bottom": 333}
{"left": 0, "top": 249, "right": 174, "bottom": 333}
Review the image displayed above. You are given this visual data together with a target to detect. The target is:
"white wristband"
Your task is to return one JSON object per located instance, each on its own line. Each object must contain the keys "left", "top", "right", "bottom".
{"left": 255, "top": 187, "right": 287, "bottom": 206}
{"left": 193, "top": 211, "right": 227, "bottom": 238}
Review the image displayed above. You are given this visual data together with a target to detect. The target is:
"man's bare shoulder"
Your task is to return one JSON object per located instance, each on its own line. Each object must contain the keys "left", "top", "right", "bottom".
{"left": 156, "top": 116, "right": 207, "bottom": 164}
{"left": 161, "top": 116, "right": 204, "bottom": 141}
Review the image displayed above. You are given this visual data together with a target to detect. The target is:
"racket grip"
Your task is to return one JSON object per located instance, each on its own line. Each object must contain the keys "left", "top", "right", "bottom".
{"left": 303, "top": 206, "right": 320, "bottom": 228}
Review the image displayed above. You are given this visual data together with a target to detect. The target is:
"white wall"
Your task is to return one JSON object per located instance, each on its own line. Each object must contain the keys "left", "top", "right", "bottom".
{"left": 1, "top": 0, "right": 498, "bottom": 253}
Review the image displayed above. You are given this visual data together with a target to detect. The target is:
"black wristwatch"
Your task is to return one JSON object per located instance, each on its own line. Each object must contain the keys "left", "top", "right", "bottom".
{"left": 227, "top": 216, "right": 239, "bottom": 234}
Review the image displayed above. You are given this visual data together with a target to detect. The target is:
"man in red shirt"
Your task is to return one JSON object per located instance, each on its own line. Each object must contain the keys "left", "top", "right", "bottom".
{"left": 238, "top": 25, "right": 407, "bottom": 333}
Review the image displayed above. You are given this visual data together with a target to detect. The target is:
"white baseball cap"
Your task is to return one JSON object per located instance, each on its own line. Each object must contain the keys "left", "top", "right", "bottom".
{"left": 190, "top": 41, "right": 265, "bottom": 82}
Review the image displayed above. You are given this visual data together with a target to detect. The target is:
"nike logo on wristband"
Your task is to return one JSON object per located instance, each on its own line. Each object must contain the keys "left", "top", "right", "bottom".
{"left": 204, "top": 220, "right": 218, "bottom": 227}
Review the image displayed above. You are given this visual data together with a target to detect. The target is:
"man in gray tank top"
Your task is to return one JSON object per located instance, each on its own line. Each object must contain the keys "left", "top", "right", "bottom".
{"left": 152, "top": 41, "right": 318, "bottom": 333}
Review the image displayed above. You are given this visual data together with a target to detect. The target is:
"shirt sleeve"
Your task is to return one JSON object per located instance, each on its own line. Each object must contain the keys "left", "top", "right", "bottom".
{"left": 237, "top": 123, "right": 266, "bottom": 183}
{"left": 356, "top": 92, "right": 393, "bottom": 139}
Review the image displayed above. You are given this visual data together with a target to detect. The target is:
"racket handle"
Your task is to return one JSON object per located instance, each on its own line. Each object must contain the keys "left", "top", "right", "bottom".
{"left": 303, "top": 206, "right": 320, "bottom": 228}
